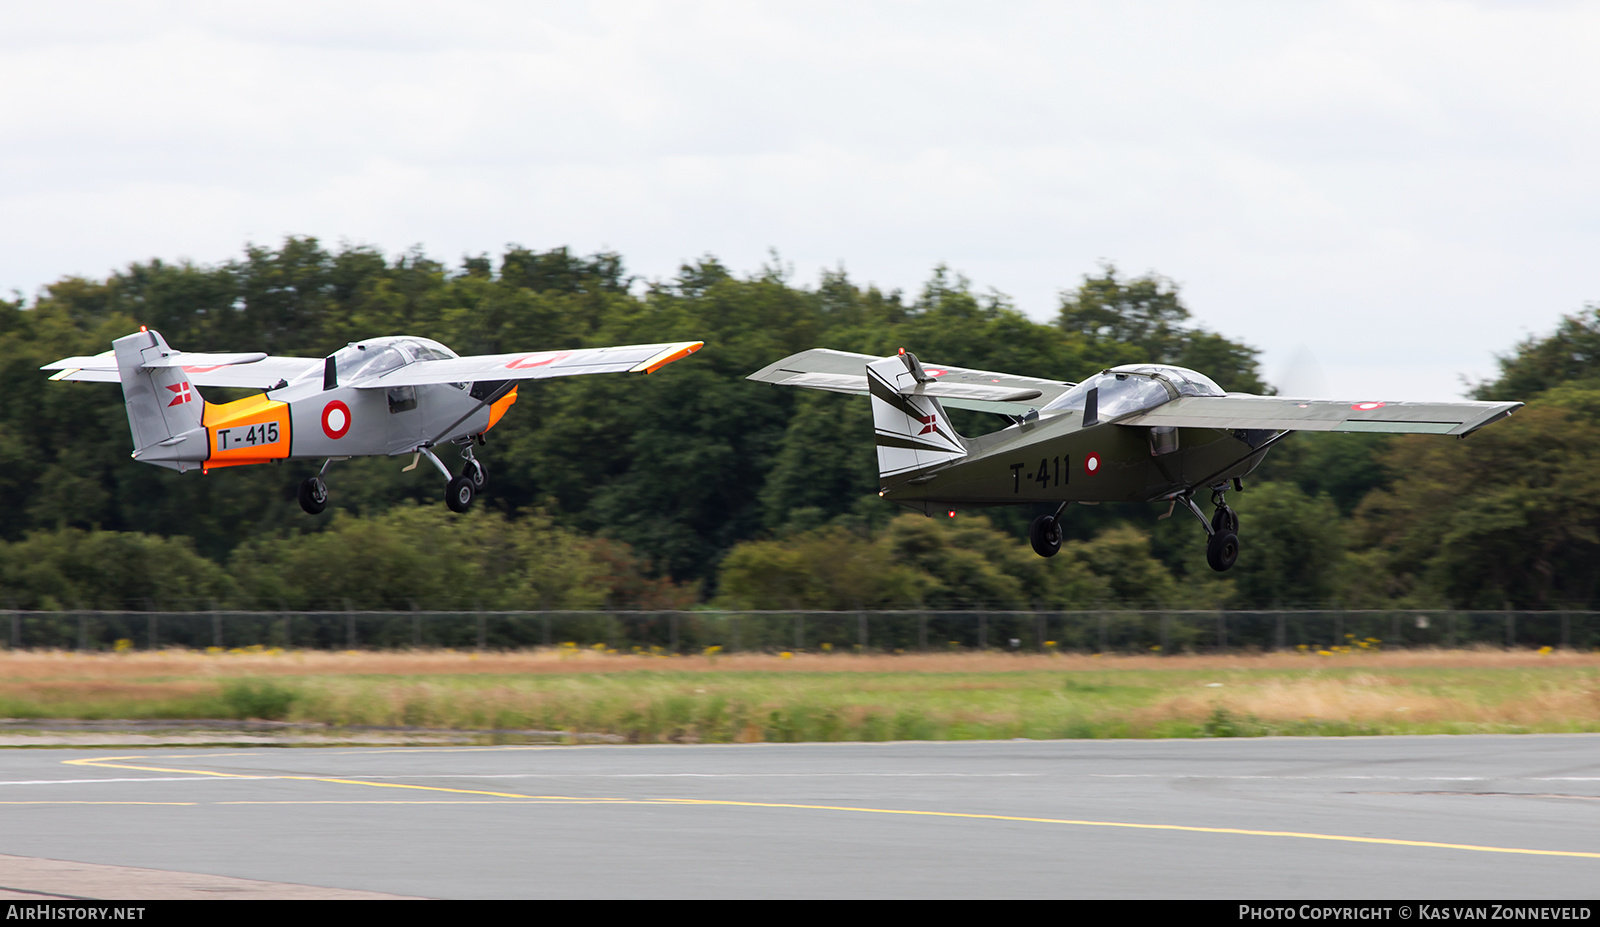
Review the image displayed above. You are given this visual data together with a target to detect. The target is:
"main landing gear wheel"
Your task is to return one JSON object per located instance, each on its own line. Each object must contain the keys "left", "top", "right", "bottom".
{"left": 1211, "top": 504, "right": 1238, "bottom": 535}
{"left": 297, "top": 476, "right": 329, "bottom": 515}
{"left": 1206, "top": 530, "right": 1239, "bottom": 572}
{"left": 446, "top": 474, "right": 475, "bottom": 513}
{"left": 1029, "top": 514, "right": 1063, "bottom": 558}
{"left": 462, "top": 458, "right": 487, "bottom": 490}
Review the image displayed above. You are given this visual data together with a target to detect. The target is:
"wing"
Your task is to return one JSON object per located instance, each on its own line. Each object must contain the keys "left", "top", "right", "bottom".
{"left": 43, "top": 351, "right": 322, "bottom": 389}
{"left": 1118, "top": 395, "right": 1523, "bottom": 437}
{"left": 747, "top": 348, "right": 1074, "bottom": 414}
{"left": 358, "top": 341, "right": 704, "bottom": 388}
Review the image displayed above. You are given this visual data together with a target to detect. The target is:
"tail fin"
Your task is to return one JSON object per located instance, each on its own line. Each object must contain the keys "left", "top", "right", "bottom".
{"left": 112, "top": 330, "right": 207, "bottom": 472}
{"left": 866, "top": 352, "right": 967, "bottom": 480}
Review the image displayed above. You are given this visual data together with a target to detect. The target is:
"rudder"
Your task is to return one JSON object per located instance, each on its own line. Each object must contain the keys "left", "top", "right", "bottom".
{"left": 112, "top": 330, "right": 207, "bottom": 472}
{"left": 866, "top": 352, "right": 967, "bottom": 480}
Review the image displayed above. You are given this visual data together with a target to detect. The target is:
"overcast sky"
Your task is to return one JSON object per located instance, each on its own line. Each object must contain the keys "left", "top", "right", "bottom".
{"left": 3, "top": 1, "right": 1597, "bottom": 399}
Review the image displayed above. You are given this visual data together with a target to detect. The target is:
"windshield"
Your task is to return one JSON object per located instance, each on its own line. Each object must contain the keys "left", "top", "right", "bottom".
{"left": 1146, "top": 365, "right": 1226, "bottom": 397}
{"left": 331, "top": 344, "right": 407, "bottom": 382}
{"left": 1042, "top": 370, "right": 1176, "bottom": 419}
{"left": 327, "top": 337, "right": 460, "bottom": 382}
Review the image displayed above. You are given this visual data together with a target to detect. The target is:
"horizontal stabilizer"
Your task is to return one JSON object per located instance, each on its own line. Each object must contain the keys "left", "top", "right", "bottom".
{"left": 748, "top": 348, "right": 1070, "bottom": 413}
{"left": 141, "top": 351, "right": 268, "bottom": 368}
{"left": 44, "top": 350, "right": 319, "bottom": 390}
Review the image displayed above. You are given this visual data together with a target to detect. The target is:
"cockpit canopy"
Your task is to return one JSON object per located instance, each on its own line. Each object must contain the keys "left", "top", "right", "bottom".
{"left": 327, "top": 337, "right": 459, "bottom": 382}
{"left": 1041, "top": 364, "right": 1226, "bottom": 420}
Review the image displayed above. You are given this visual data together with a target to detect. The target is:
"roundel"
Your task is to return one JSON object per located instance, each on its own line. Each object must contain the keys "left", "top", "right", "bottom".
{"left": 1084, "top": 452, "right": 1102, "bottom": 475}
{"left": 321, "top": 400, "right": 352, "bottom": 439}
{"left": 1351, "top": 401, "right": 1386, "bottom": 411}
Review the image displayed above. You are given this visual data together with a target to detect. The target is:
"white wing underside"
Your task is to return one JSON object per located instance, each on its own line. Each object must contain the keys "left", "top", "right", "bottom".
{"left": 1117, "top": 395, "right": 1522, "bottom": 437}
{"left": 355, "top": 342, "right": 703, "bottom": 388}
{"left": 43, "top": 342, "right": 703, "bottom": 390}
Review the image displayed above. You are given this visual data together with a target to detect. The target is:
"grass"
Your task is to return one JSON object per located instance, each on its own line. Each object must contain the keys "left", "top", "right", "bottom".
{"left": 0, "top": 646, "right": 1597, "bottom": 742}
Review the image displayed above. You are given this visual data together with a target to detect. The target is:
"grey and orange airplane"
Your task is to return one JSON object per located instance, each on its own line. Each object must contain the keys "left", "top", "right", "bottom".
{"left": 45, "top": 328, "right": 702, "bottom": 514}
{"left": 750, "top": 349, "right": 1521, "bottom": 571}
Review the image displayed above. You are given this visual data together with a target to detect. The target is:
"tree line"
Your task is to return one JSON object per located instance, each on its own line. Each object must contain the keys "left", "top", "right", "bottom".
{"left": 0, "top": 239, "right": 1591, "bottom": 610}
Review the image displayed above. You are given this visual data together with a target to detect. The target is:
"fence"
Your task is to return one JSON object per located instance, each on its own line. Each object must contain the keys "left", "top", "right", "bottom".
{"left": 4, "top": 609, "right": 1599, "bottom": 654}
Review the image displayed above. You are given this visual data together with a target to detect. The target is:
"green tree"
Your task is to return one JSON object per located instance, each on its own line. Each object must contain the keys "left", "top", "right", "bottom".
{"left": 1057, "top": 264, "right": 1270, "bottom": 392}
{"left": 1225, "top": 481, "right": 1346, "bottom": 607}
{"left": 1473, "top": 304, "right": 1600, "bottom": 400}
{"left": 1353, "top": 390, "right": 1600, "bottom": 609}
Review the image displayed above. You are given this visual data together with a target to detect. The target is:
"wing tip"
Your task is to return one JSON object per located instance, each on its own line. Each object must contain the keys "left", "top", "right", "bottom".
{"left": 633, "top": 341, "right": 704, "bottom": 374}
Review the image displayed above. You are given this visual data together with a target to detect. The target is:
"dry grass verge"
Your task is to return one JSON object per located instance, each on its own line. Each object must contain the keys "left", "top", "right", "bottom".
{"left": 1, "top": 646, "right": 1596, "bottom": 741}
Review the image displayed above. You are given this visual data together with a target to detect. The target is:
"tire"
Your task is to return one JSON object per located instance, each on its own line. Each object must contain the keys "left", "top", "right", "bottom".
{"left": 1206, "top": 530, "right": 1240, "bottom": 572}
{"left": 1029, "top": 514, "right": 1062, "bottom": 558}
{"left": 446, "top": 475, "right": 474, "bottom": 513}
{"left": 297, "top": 477, "right": 328, "bottom": 515}
{"left": 463, "top": 458, "right": 487, "bottom": 490}
{"left": 1211, "top": 504, "right": 1238, "bottom": 534}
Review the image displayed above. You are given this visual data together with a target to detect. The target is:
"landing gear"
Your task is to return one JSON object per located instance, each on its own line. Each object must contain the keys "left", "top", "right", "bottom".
{"left": 447, "top": 444, "right": 485, "bottom": 512}
{"left": 1205, "top": 488, "right": 1241, "bottom": 572}
{"left": 1206, "top": 530, "right": 1240, "bottom": 572}
{"left": 1174, "top": 486, "right": 1242, "bottom": 572}
{"left": 446, "top": 474, "right": 475, "bottom": 513}
{"left": 461, "top": 456, "right": 486, "bottom": 491}
{"left": 1211, "top": 501, "right": 1238, "bottom": 535}
{"left": 1029, "top": 513, "right": 1062, "bottom": 558}
{"left": 297, "top": 476, "right": 328, "bottom": 515}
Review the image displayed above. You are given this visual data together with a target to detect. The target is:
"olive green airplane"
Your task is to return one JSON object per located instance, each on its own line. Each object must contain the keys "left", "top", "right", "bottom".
{"left": 749, "top": 349, "right": 1522, "bottom": 571}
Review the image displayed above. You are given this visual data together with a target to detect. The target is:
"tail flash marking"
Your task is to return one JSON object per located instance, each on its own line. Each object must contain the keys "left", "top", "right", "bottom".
{"left": 866, "top": 355, "right": 967, "bottom": 480}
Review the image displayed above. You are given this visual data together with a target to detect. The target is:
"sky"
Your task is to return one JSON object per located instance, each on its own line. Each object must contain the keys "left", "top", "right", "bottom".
{"left": 3, "top": 1, "right": 1597, "bottom": 400}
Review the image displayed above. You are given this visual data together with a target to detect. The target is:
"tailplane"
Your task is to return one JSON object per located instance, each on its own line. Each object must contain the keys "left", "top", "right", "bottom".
{"left": 866, "top": 351, "right": 968, "bottom": 480}
{"left": 113, "top": 330, "right": 207, "bottom": 472}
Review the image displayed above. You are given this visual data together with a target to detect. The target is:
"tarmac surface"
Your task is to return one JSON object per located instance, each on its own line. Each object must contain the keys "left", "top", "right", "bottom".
{"left": 0, "top": 735, "right": 1597, "bottom": 899}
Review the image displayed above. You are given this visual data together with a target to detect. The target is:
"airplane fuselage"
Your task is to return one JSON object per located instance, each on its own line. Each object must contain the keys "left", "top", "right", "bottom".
{"left": 879, "top": 412, "right": 1272, "bottom": 513}
{"left": 193, "top": 375, "right": 513, "bottom": 471}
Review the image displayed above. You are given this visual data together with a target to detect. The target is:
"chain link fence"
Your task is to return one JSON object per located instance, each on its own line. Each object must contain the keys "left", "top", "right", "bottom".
{"left": 5, "top": 609, "right": 1599, "bottom": 653}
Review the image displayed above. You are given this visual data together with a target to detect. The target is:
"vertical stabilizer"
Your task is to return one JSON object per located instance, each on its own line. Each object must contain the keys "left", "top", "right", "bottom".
{"left": 112, "top": 330, "right": 207, "bottom": 472}
{"left": 866, "top": 352, "right": 967, "bottom": 480}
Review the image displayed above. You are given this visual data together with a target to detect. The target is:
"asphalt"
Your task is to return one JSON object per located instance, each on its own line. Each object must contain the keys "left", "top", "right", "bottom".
{"left": 0, "top": 735, "right": 1597, "bottom": 899}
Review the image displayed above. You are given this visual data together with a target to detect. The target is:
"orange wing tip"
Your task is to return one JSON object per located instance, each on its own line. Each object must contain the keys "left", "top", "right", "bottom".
{"left": 632, "top": 341, "right": 704, "bottom": 374}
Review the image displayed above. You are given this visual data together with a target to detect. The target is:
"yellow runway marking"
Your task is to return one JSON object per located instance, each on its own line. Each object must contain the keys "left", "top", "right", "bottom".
{"left": 65, "top": 755, "right": 588, "bottom": 801}
{"left": 60, "top": 753, "right": 1600, "bottom": 861}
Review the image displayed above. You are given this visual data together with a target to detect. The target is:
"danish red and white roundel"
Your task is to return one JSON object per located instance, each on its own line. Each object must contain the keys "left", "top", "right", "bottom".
{"left": 321, "top": 400, "right": 352, "bottom": 439}
{"left": 1084, "top": 452, "right": 1102, "bottom": 475}
{"left": 1351, "top": 401, "right": 1386, "bottom": 411}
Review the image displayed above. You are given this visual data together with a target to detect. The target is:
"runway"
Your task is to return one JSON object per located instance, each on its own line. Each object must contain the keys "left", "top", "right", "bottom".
{"left": 1, "top": 736, "right": 1597, "bottom": 898}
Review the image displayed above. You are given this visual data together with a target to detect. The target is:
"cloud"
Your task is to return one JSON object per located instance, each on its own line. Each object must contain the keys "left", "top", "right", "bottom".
{"left": 2, "top": 1, "right": 1597, "bottom": 400}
